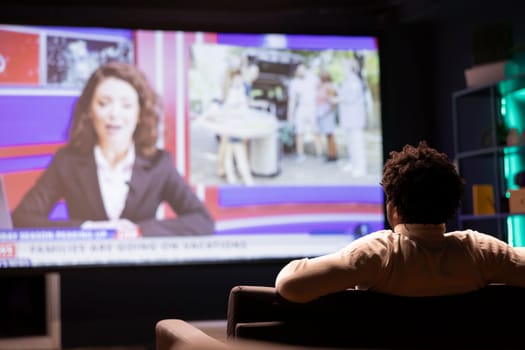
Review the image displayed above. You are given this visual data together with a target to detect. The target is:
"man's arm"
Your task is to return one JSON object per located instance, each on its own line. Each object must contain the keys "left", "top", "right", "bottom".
{"left": 275, "top": 237, "right": 386, "bottom": 303}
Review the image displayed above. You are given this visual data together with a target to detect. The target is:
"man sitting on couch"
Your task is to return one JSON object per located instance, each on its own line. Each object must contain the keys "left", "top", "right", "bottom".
{"left": 276, "top": 141, "right": 525, "bottom": 302}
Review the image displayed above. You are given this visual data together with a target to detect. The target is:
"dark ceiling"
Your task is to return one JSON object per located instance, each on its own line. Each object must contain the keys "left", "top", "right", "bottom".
{"left": 2, "top": 0, "right": 435, "bottom": 16}
{"left": 0, "top": 0, "right": 522, "bottom": 33}
{"left": 0, "top": 0, "right": 451, "bottom": 31}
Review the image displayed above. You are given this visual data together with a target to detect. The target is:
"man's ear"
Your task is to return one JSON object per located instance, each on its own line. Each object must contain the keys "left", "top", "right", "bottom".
{"left": 387, "top": 201, "right": 401, "bottom": 228}
{"left": 392, "top": 207, "right": 399, "bottom": 220}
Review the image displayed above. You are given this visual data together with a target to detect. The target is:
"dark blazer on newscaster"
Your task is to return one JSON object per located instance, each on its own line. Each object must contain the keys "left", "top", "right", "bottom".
{"left": 12, "top": 147, "right": 215, "bottom": 237}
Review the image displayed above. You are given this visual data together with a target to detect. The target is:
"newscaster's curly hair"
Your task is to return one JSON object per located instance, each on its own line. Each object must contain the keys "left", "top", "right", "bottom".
{"left": 381, "top": 141, "right": 465, "bottom": 224}
{"left": 67, "top": 61, "right": 160, "bottom": 157}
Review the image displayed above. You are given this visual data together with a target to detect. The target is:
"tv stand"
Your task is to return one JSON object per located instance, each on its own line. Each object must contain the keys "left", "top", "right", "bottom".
{"left": 0, "top": 273, "right": 61, "bottom": 350}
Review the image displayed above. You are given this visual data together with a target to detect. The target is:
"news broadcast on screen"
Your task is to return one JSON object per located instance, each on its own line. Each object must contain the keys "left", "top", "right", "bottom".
{"left": 0, "top": 24, "right": 384, "bottom": 269}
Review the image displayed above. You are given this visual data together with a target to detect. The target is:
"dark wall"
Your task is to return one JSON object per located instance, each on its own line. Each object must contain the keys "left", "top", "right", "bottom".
{"left": 429, "top": 0, "right": 525, "bottom": 157}
{"left": 60, "top": 263, "right": 284, "bottom": 348}
{"left": 379, "top": 23, "right": 435, "bottom": 156}
{"left": 4, "top": 1, "right": 523, "bottom": 349}
{"left": 0, "top": 275, "right": 47, "bottom": 338}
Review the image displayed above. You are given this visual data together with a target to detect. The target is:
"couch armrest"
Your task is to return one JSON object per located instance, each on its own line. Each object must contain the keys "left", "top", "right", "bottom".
{"left": 156, "top": 318, "right": 329, "bottom": 350}
{"left": 226, "top": 285, "right": 282, "bottom": 337}
{"left": 156, "top": 319, "right": 228, "bottom": 350}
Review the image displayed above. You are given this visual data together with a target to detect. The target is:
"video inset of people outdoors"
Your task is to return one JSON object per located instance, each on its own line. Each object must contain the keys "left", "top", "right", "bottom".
{"left": 190, "top": 46, "right": 381, "bottom": 187}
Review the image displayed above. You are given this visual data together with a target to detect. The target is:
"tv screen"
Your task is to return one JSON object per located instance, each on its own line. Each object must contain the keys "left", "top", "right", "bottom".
{"left": 0, "top": 24, "right": 384, "bottom": 269}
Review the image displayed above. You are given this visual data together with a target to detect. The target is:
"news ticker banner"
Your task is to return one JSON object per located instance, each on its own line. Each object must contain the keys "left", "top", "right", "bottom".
{"left": 0, "top": 228, "right": 116, "bottom": 242}
{"left": 0, "top": 231, "right": 356, "bottom": 268}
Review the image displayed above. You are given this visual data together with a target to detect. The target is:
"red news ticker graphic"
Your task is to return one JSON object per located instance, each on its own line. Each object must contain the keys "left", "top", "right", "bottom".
{"left": 0, "top": 243, "right": 16, "bottom": 258}
{"left": 0, "top": 29, "right": 40, "bottom": 84}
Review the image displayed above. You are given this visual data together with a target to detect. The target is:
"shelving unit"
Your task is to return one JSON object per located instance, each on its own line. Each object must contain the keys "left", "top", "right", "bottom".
{"left": 452, "top": 74, "right": 525, "bottom": 246}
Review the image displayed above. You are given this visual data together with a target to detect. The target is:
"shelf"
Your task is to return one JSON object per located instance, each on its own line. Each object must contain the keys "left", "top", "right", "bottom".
{"left": 459, "top": 213, "right": 525, "bottom": 221}
{"left": 455, "top": 145, "right": 525, "bottom": 160}
{"left": 453, "top": 73, "right": 525, "bottom": 246}
{"left": 453, "top": 72, "right": 525, "bottom": 98}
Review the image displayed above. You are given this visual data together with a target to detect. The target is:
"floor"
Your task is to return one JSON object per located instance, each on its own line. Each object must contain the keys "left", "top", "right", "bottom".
{"left": 66, "top": 320, "right": 228, "bottom": 350}
{"left": 68, "top": 348, "right": 146, "bottom": 350}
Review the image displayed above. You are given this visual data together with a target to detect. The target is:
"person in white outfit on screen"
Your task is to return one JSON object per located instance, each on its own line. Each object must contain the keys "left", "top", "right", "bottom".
{"left": 287, "top": 63, "right": 322, "bottom": 162}
{"left": 337, "top": 57, "right": 368, "bottom": 177}
{"left": 220, "top": 63, "right": 254, "bottom": 186}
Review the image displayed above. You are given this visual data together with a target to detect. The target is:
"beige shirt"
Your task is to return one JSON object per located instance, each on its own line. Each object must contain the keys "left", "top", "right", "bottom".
{"left": 275, "top": 224, "right": 525, "bottom": 302}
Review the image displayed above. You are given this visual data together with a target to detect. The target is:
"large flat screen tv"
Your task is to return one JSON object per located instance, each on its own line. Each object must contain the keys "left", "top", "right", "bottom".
{"left": 0, "top": 24, "right": 384, "bottom": 270}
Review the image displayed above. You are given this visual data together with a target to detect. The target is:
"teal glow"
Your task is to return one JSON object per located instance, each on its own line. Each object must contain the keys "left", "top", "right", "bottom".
{"left": 501, "top": 91, "right": 525, "bottom": 190}
{"left": 508, "top": 217, "right": 514, "bottom": 245}
{"left": 507, "top": 216, "right": 525, "bottom": 247}
{"left": 500, "top": 88, "right": 525, "bottom": 247}
{"left": 503, "top": 88, "right": 525, "bottom": 130}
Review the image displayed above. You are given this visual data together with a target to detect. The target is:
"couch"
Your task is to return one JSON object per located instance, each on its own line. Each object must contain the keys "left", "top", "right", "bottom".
{"left": 226, "top": 284, "right": 525, "bottom": 349}
{"left": 155, "top": 319, "right": 340, "bottom": 350}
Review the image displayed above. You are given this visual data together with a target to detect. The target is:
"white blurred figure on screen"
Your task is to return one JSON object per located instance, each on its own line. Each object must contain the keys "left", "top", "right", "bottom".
{"left": 214, "top": 55, "right": 259, "bottom": 186}
{"left": 287, "top": 63, "right": 323, "bottom": 162}
{"left": 337, "top": 57, "right": 368, "bottom": 177}
{"left": 221, "top": 61, "right": 254, "bottom": 186}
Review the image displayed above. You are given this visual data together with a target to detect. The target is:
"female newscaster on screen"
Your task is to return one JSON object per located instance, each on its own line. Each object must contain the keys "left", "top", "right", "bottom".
{"left": 12, "top": 62, "right": 215, "bottom": 237}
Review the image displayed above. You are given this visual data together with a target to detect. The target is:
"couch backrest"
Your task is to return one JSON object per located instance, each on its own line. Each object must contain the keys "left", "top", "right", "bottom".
{"left": 227, "top": 284, "right": 525, "bottom": 349}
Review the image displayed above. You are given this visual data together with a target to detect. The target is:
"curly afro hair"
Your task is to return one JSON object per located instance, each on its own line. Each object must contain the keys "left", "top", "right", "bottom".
{"left": 381, "top": 141, "right": 465, "bottom": 224}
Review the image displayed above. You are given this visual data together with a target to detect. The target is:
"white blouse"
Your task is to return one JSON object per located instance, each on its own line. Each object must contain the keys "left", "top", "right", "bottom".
{"left": 93, "top": 145, "right": 135, "bottom": 220}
